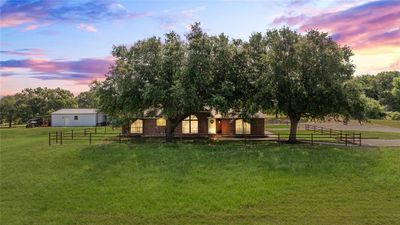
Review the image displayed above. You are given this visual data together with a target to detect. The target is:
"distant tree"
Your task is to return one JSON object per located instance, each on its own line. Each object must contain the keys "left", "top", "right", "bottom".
{"left": 354, "top": 71, "right": 400, "bottom": 111}
{"left": 16, "top": 87, "right": 77, "bottom": 122}
{"left": 392, "top": 77, "right": 400, "bottom": 111}
{"left": 375, "top": 71, "right": 400, "bottom": 111}
{"left": 364, "top": 97, "right": 385, "bottom": 119}
{"left": 263, "top": 28, "right": 359, "bottom": 143}
{"left": 0, "top": 95, "right": 17, "bottom": 127}
{"left": 76, "top": 82, "right": 100, "bottom": 108}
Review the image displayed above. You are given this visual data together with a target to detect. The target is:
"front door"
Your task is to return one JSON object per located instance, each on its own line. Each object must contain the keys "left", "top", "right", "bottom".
{"left": 64, "top": 117, "right": 70, "bottom": 126}
{"left": 216, "top": 119, "right": 222, "bottom": 134}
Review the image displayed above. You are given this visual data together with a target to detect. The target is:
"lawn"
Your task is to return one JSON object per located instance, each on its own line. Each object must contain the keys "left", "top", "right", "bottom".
{"left": 1, "top": 127, "right": 400, "bottom": 225}
{"left": 267, "top": 125, "right": 400, "bottom": 140}
{"left": 370, "top": 119, "right": 400, "bottom": 128}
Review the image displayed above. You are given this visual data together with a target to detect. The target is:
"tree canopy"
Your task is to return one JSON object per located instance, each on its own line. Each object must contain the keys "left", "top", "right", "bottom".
{"left": 258, "top": 28, "right": 357, "bottom": 142}
{"left": 98, "top": 24, "right": 365, "bottom": 142}
{"left": 352, "top": 71, "right": 400, "bottom": 112}
{"left": 0, "top": 95, "right": 17, "bottom": 127}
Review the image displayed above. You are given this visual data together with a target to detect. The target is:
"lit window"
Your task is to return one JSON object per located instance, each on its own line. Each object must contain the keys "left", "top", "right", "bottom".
{"left": 182, "top": 115, "right": 198, "bottom": 134}
{"left": 156, "top": 118, "right": 166, "bottom": 126}
{"left": 235, "top": 119, "right": 251, "bottom": 134}
{"left": 130, "top": 119, "right": 143, "bottom": 134}
{"left": 74, "top": 116, "right": 78, "bottom": 120}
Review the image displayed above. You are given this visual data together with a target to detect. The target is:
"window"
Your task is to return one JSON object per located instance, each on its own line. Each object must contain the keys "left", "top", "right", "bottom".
{"left": 156, "top": 118, "right": 166, "bottom": 126}
{"left": 235, "top": 119, "right": 251, "bottom": 134}
{"left": 130, "top": 119, "right": 143, "bottom": 134}
{"left": 74, "top": 116, "right": 78, "bottom": 120}
{"left": 182, "top": 115, "right": 198, "bottom": 134}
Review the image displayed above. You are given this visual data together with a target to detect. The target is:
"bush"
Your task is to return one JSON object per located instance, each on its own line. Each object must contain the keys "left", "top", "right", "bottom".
{"left": 386, "top": 111, "right": 400, "bottom": 120}
{"left": 364, "top": 97, "right": 385, "bottom": 119}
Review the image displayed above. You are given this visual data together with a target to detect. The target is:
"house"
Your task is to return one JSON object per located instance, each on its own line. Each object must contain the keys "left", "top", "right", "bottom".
{"left": 123, "top": 111, "right": 265, "bottom": 138}
{"left": 51, "top": 108, "right": 107, "bottom": 127}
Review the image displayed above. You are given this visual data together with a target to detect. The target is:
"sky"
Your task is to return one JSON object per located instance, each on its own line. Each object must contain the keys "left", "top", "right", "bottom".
{"left": 0, "top": 0, "right": 399, "bottom": 96}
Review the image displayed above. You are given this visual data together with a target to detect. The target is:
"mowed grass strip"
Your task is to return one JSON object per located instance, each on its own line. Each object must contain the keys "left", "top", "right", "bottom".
{"left": 371, "top": 119, "right": 400, "bottom": 129}
{"left": 1, "top": 127, "right": 400, "bottom": 225}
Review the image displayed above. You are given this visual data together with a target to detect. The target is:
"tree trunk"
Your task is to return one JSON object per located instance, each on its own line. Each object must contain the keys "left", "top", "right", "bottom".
{"left": 288, "top": 115, "right": 300, "bottom": 144}
{"left": 165, "top": 119, "right": 178, "bottom": 142}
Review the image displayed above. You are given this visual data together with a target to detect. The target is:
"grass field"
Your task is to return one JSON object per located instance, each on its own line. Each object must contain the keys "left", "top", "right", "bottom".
{"left": 370, "top": 119, "right": 400, "bottom": 128}
{"left": 1, "top": 127, "right": 400, "bottom": 225}
{"left": 266, "top": 122, "right": 400, "bottom": 140}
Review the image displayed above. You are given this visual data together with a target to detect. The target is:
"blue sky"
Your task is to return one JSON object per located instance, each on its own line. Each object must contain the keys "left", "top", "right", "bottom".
{"left": 1, "top": 0, "right": 399, "bottom": 96}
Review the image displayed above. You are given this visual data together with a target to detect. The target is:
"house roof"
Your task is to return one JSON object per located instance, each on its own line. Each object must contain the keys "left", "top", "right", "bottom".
{"left": 51, "top": 108, "right": 98, "bottom": 115}
{"left": 210, "top": 110, "right": 266, "bottom": 119}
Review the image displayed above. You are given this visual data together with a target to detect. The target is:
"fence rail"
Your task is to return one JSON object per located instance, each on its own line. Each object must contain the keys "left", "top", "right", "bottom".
{"left": 48, "top": 125, "right": 363, "bottom": 146}
{"left": 303, "top": 124, "right": 362, "bottom": 146}
{"left": 48, "top": 127, "right": 121, "bottom": 145}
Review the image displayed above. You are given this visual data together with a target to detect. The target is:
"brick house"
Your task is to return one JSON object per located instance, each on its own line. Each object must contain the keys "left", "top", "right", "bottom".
{"left": 123, "top": 111, "right": 266, "bottom": 138}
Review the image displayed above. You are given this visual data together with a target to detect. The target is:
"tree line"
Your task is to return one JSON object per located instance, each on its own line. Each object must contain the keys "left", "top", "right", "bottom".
{"left": 351, "top": 71, "right": 400, "bottom": 119}
{"left": 96, "top": 23, "right": 373, "bottom": 143}
{"left": 0, "top": 85, "right": 99, "bottom": 127}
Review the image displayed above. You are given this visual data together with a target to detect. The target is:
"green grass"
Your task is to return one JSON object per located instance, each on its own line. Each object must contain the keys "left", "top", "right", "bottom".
{"left": 358, "top": 131, "right": 400, "bottom": 139}
{"left": 370, "top": 119, "right": 400, "bottom": 128}
{"left": 268, "top": 127, "right": 400, "bottom": 140}
{"left": 1, "top": 127, "right": 400, "bottom": 224}
{"left": 265, "top": 124, "right": 290, "bottom": 129}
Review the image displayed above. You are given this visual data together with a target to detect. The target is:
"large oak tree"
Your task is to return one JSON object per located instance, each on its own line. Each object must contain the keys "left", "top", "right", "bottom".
{"left": 98, "top": 23, "right": 220, "bottom": 141}
{"left": 261, "top": 28, "right": 359, "bottom": 143}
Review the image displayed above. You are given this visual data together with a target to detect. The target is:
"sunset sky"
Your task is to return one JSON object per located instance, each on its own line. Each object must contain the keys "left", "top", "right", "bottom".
{"left": 0, "top": 0, "right": 399, "bottom": 96}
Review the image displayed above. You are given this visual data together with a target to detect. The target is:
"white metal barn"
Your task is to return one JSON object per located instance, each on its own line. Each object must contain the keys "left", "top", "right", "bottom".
{"left": 51, "top": 109, "right": 107, "bottom": 127}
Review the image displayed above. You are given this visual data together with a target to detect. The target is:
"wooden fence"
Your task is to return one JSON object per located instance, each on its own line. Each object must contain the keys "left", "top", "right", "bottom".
{"left": 303, "top": 124, "right": 362, "bottom": 146}
{"left": 48, "top": 127, "right": 121, "bottom": 145}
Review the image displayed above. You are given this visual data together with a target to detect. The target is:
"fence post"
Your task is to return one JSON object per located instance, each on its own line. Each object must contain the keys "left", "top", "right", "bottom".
{"left": 105, "top": 126, "right": 106, "bottom": 134}
{"left": 89, "top": 132, "right": 92, "bottom": 145}
{"left": 95, "top": 127, "right": 97, "bottom": 134}
{"left": 359, "top": 133, "right": 362, "bottom": 146}
{"left": 119, "top": 133, "right": 121, "bottom": 143}
{"left": 340, "top": 131, "right": 342, "bottom": 141}
{"left": 311, "top": 133, "right": 314, "bottom": 146}
{"left": 278, "top": 133, "right": 280, "bottom": 144}
{"left": 56, "top": 131, "right": 58, "bottom": 143}
{"left": 345, "top": 133, "right": 348, "bottom": 146}
{"left": 60, "top": 132, "right": 63, "bottom": 145}
{"left": 352, "top": 132, "right": 355, "bottom": 144}
{"left": 71, "top": 130, "right": 74, "bottom": 140}
{"left": 321, "top": 127, "right": 324, "bottom": 135}
{"left": 49, "top": 132, "right": 51, "bottom": 146}
{"left": 84, "top": 128, "right": 86, "bottom": 136}
{"left": 330, "top": 128, "right": 332, "bottom": 138}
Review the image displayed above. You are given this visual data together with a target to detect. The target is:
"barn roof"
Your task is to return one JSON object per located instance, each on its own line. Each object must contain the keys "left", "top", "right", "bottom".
{"left": 51, "top": 108, "right": 98, "bottom": 115}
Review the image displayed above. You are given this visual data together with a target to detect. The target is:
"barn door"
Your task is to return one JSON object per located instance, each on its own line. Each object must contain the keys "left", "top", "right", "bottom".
{"left": 64, "top": 117, "right": 70, "bottom": 126}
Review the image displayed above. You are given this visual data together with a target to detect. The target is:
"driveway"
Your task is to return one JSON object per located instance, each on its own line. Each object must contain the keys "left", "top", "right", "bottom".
{"left": 301, "top": 121, "right": 400, "bottom": 133}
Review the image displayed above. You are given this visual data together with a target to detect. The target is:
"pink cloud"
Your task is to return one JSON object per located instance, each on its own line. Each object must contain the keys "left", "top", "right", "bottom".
{"left": 0, "top": 57, "right": 114, "bottom": 84}
{"left": 0, "top": 13, "right": 34, "bottom": 28}
{"left": 273, "top": 0, "right": 400, "bottom": 50}
{"left": 390, "top": 59, "right": 400, "bottom": 71}
{"left": 0, "top": 48, "right": 45, "bottom": 56}
{"left": 77, "top": 23, "right": 97, "bottom": 32}
{"left": 273, "top": 14, "right": 306, "bottom": 26}
{"left": 23, "top": 24, "right": 39, "bottom": 31}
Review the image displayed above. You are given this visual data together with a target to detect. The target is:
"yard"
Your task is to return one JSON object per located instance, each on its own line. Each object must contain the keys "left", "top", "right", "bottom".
{"left": 1, "top": 127, "right": 400, "bottom": 224}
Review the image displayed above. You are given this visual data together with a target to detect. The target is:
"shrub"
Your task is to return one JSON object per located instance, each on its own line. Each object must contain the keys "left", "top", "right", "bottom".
{"left": 386, "top": 111, "right": 400, "bottom": 120}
